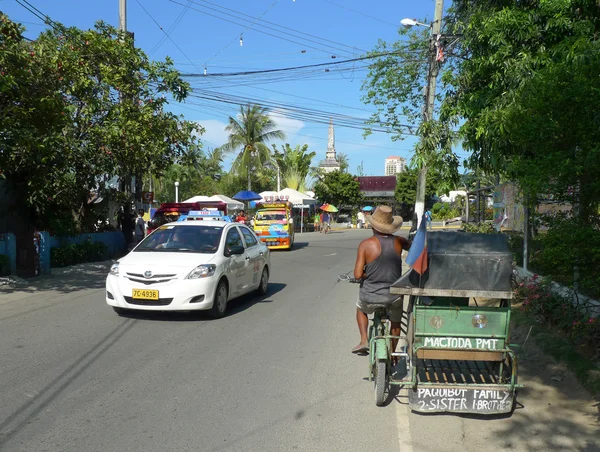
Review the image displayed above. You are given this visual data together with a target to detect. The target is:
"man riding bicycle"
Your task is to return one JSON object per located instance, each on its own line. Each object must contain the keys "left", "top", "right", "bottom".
{"left": 352, "top": 205, "right": 411, "bottom": 355}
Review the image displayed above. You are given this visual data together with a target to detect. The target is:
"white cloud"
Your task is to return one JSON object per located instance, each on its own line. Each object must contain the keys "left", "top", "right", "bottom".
{"left": 268, "top": 112, "right": 305, "bottom": 136}
{"left": 195, "top": 119, "right": 229, "bottom": 149}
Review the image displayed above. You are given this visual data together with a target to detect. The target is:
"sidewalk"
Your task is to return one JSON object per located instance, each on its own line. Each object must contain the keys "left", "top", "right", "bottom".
{"left": 0, "top": 260, "right": 113, "bottom": 302}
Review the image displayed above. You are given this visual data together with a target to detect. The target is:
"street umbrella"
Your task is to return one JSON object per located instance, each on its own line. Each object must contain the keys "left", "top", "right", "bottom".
{"left": 232, "top": 190, "right": 263, "bottom": 202}
{"left": 320, "top": 204, "right": 338, "bottom": 213}
{"left": 362, "top": 206, "right": 373, "bottom": 212}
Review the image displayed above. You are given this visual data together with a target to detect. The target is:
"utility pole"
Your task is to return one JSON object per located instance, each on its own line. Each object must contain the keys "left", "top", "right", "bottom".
{"left": 119, "top": 0, "right": 127, "bottom": 32}
{"left": 414, "top": 0, "right": 444, "bottom": 225}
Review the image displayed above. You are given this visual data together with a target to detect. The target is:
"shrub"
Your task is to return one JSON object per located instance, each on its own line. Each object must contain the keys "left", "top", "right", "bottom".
{"left": 462, "top": 221, "right": 496, "bottom": 234}
{"left": 432, "top": 202, "right": 443, "bottom": 213}
{"left": 514, "top": 275, "right": 599, "bottom": 358}
{"left": 51, "top": 240, "right": 108, "bottom": 267}
{"left": 432, "top": 207, "right": 461, "bottom": 220}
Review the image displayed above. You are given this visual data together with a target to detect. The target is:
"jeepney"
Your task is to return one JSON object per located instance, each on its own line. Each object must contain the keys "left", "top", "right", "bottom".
{"left": 253, "top": 202, "right": 294, "bottom": 250}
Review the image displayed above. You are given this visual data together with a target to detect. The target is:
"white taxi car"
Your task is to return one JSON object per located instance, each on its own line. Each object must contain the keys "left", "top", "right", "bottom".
{"left": 106, "top": 220, "right": 271, "bottom": 318}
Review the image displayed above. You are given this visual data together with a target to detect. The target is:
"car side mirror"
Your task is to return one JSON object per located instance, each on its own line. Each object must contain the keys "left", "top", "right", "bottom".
{"left": 225, "top": 245, "right": 244, "bottom": 257}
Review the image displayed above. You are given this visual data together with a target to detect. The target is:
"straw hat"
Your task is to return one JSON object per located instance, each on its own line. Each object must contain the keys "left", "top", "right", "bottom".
{"left": 366, "top": 205, "right": 403, "bottom": 234}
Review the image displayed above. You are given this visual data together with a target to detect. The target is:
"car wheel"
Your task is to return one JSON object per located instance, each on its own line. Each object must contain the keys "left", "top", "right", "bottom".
{"left": 209, "top": 280, "right": 228, "bottom": 318}
{"left": 113, "top": 307, "right": 129, "bottom": 316}
{"left": 257, "top": 266, "right": 269, "bottom": 295}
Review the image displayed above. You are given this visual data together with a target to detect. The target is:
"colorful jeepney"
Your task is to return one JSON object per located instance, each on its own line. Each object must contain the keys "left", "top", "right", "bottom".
{"left": 253, "top": 202, "right": 294, "bottom": 250}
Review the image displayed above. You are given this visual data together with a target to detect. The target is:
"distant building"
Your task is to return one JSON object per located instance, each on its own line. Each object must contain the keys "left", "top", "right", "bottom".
{"left": 384, "top": 156, "right": 406, "bottom": 176}
{"left": 357, "top": 176, "right": 400, "bottom": 214}
{"left": 319, "top": 119, "right": 341, "bottom": 173}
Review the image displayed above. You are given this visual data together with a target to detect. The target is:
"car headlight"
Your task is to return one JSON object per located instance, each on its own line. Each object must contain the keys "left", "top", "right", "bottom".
{"left": 186, "top": 264, "right": 216, "bottom": 279}
{"left": 109, "top": 262, "right": 119, "bottom": 276}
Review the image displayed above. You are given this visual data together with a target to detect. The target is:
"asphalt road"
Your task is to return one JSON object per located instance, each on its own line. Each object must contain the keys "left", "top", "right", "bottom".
{"left": 1, "top": 229, "right": 598, "bottom": 452}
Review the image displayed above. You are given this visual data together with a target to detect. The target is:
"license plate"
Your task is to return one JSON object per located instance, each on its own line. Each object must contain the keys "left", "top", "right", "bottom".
{"left": 132, "top": 289, "right": 159, "bottom": 300}
{"left": 267, "top": 241, "right": 278, "bottom": 245}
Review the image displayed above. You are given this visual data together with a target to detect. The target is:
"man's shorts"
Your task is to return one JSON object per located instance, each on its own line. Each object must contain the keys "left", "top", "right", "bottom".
{"left": 357, "top": 297, "right": 404, "bottom": 322}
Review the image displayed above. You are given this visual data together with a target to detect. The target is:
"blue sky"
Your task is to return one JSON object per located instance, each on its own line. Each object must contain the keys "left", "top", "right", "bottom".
{"left": 3, "top": 0, "right": 464, "bottom": 179}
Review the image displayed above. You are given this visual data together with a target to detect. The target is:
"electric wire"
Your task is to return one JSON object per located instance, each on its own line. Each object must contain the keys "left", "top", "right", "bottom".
{"left": 149, "top": 0, "right": 192, "bottom": 55}
{"left": 168, "top": 0, "right": 359, "bottom": 57}
{"left": 135, "top": 0, "right": 204, "bottom": 74}
{"left": 181, "top": 51, "right": 419, "bottom": 77}
{"left": 322, "top": 0, "right": 399, "bottom": 28}
{"left": 185, "top": 0, "right": 366, "bottom": 54}
{"left": 204, "top": 0, "right": 281, "bottom": 66}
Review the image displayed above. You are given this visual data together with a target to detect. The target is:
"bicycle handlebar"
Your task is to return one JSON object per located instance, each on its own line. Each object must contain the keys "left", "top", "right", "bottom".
{"left": 338, "top": 273, "right": 361, "bottom": 283}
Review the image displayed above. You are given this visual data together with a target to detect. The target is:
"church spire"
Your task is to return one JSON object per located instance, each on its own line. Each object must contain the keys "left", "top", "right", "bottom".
{"left": 327, "top": 118, "right": 336, "bottom": 159}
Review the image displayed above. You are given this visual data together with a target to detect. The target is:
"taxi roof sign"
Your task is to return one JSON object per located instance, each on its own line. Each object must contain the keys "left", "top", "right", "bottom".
{"left": 188, "top": 209, "right": 219, "bottom": 216}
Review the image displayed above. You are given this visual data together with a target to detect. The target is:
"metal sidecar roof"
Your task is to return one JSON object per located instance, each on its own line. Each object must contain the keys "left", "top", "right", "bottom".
{"left": 391, "top": 232, "right": 514, "bottom": 298}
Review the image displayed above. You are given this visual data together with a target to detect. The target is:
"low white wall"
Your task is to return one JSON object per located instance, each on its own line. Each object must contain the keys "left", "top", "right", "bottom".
{"left": 514, "top": 266, "right": 600, "bottom": 317}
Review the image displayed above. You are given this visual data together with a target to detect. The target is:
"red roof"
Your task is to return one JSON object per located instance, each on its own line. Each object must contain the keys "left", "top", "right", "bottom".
{"left": 357, "top": 176, "right": 397, "bottom": 192}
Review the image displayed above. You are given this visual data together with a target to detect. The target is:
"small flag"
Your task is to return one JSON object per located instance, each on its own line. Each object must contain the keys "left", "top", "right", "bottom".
{"left": 406, "top": 214, "right": 428, "bottom": 275}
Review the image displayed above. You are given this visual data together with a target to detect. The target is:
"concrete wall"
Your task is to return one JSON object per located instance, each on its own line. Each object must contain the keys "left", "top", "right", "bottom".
{"left": 514, "top": 266, "right": 600, "bottom": 317}
{"left": 50, "top": 232, "right": 125, "bottom": 258}
{"left": 0, "top": 233, "right": 17, "bottom": 275}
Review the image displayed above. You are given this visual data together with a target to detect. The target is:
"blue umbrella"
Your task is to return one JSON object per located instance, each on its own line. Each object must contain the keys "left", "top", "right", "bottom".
{"left": 363, "top": 206, "right": 374, "bottom": 211}
{"left": 232, "top": 190, "right": 263, "bottom": 202}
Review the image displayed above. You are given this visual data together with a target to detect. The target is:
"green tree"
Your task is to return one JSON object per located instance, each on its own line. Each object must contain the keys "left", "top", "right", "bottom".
{"left": 220, "top": 104, "right": 285, "bottom": 192}
{"left": 314, "top": 171, "right": 363, "bottom": 207}
{"left": 0, "top": 15, "right": 202, "bottom": 231}
{"left": 337, "top": 152, "right": 350, "bottom": 173}
{"left": 0, "top": 15, "right": 68, "bottom": 228}
{"left": 446, "top": 1, "right": 600, "bottom": 224}
{"left": 394, "top": 167, "right": 437, "bottom": 218}
{"left": 271, "top": 143, "right": 315, "bottom": 191}
{"left": 361, "top": 21, "right": 460, "bottom": 194}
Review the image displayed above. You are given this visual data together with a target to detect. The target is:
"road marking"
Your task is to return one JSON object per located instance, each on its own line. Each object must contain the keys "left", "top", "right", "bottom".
{"left": 325, "top": 253, "right": 337, "bottom": 256}
{"left": 396, "top": 390, "right": 414, "bottom": 452}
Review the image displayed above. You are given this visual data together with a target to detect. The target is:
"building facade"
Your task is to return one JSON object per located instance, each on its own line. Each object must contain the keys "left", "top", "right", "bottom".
{"left": 319, "top": 119, "right": 341, "bottom": 173}
{"left": 384, "top": 156, "right": 406, "bottom": 176}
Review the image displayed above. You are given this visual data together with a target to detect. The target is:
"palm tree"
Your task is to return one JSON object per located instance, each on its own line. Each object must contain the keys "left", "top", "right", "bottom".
{"left": 220, "top": 104, "right": 285, "bottom": 191}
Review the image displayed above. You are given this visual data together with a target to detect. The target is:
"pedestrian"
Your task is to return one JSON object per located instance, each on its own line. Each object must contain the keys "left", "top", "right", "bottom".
{"left": 322, "top": 211, "right": 331, "bottom": 233}
{"left": 236, "top": 210, "right": 248, "bottom": 224}
{"left": 314, "top": 212, "right": 320, "bottom": 232}
{"left": 357, "top": 210, "right": 365, "bottom": 229}
{"left": 135, "top": 209, "right": 146, "bottom": 243}
{"left": 118, "top": 206, "right": 134, "bottom": 251}
{"left": 425, "top": 209, "right": 432, "bottom": 229}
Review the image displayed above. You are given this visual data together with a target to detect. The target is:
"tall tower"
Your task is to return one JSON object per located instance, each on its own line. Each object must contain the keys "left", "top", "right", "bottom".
{"left": 327, "top": 119, "right": 336, "bottom": 160}
{"left": 319, "top": 119, "right": 341, "bottom": 173}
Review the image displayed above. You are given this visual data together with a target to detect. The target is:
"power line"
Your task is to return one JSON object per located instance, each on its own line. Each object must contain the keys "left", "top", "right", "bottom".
{"left": 180, "top": 51, "right": 413, "bottom": 77}
{"left": 322, "top": 0, "right": 399, "bottom": 28}
{"left": 186, "top": 0, "right": 365, "bottom": 54}
{"left": 134, "top": 0, "right": 203, "bottom": 73}
{"left": 168, "top": 0, "right": 361, "bottom": 57}
{"left": 149, "top": 0, "right": 192, "bottom": 55}
{"left": 204, "top": 0, "right": 281, "bottom": 66}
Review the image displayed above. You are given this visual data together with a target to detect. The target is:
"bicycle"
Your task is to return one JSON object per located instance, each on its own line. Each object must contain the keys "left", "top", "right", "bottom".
{"left": 339, "top": 273, "right": 412, "bottom": 406}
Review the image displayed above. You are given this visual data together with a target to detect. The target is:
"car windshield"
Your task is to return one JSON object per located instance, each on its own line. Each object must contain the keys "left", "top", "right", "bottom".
{"left": 256, "top": 210, "right": 287, "bottom": 222}
{"left": 134, "top": 225, "right": 223, "bottom": 253}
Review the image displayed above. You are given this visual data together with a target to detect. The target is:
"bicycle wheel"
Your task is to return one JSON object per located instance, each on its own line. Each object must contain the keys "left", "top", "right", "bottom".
{"left": 374, "top": 359, "right": 387, "bottom": 406}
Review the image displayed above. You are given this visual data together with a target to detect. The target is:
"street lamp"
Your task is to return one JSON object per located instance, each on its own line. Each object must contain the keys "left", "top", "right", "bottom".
{"left": 400, "top": 18, "right": 431, "bottom": 28}
{"left": 271, "top": 159, "right": 281, "bottom": 193}
{"left": 174, "top": 181, "right": 179, "bottom": 203}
